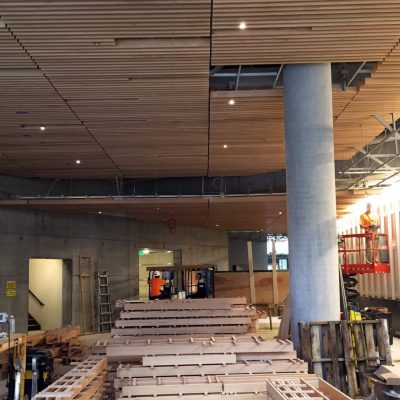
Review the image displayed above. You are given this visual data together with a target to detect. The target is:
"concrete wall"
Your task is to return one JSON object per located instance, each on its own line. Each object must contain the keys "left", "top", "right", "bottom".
{"left": 0, "top": 207, "right": 228, "bottom": 331}
{"left": 29, "top": 258, "right": 63, "bottom": 330}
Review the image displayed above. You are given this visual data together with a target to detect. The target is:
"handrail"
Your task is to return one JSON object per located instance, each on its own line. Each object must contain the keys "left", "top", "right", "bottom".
{"left": 29, "top": 290, "right": 45, "bottom": 307}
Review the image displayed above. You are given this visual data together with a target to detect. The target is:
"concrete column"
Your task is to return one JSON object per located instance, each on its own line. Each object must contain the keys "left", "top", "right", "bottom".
{"left": 283, "top": 64, "right": 340, "bottom": 348}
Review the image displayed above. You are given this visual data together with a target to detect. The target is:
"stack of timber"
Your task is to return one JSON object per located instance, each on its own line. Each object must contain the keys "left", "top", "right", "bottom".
{"left": 102, "top": 335, "right": 316, "bottom": 400}
{"left": 369, "top": 365, "right": 400, "bottom": 400}
{"left": 45, "top": 326, "right": 87, "bottom": 366}
{"left": 113, "top": 298, "right": 258, "bottom": 336}
{"left": 299, "top": 319, "right": 393, "bottom": 398}
{"left": 33, "top": 356, "right": 107, "bottom": 400}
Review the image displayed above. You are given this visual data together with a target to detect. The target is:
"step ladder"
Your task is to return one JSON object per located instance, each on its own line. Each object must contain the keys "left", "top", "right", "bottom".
{"left": 96, "top": 272, "right": 113, "bottom": 332}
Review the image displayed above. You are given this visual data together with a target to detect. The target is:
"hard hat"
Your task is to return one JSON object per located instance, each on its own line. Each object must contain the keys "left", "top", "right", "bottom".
{"left": 154, "top": 270, "right": 161, "bottom": 278}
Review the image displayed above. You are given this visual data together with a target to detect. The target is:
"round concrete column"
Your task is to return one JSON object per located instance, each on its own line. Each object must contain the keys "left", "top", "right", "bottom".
{"left": 283, "top": 63, "right": 340, "bottom": 348}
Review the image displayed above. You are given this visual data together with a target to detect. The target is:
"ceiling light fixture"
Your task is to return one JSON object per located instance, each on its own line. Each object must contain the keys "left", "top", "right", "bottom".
{"left": 75, "top": 159, "right": 81, "bottom": 164}
{"left": 98, "top": 211, "right": 102, "bottom": 214}
{"left": 278, "top": 211, "right": 283, "bottom": 215}
{"left": 228, "top": 99, "right": 235, "bottom": 105}
{"left": 223, "top": 144, "right": 228, "bottom": 149}
{"left": 142, "top": 248, "right": 150, "bottom": 255}
{"left": 239, "top": 22, "right": 247, "bottom": 30}
{"left": 216, "top": 224, "right": 219, "bottom": 227}
{"left": 40, "top": 126, "right": 46, "bottom": 131}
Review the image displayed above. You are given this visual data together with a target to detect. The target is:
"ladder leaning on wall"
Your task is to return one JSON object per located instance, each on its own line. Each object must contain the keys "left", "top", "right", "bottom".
{"left": 96, "top": 271, "right": 113, "bottom": 332}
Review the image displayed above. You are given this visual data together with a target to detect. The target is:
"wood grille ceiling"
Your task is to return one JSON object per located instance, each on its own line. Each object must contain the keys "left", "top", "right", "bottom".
{"left": 0, "top": 2, "right": 400, "bottom": 180}
{"left": 0, "top": 190, "right": 363, "bottom": 232}
{"left": 211, "top": 1, "right": 400, "bottom": 64}
{"left": 0, "top": 1, "right": 211, "bottom": 178}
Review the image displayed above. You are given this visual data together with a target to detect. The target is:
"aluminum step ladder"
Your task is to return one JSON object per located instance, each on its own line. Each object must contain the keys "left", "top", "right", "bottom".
{"left": 96, "top": 272, "right": 113, "bottom": 332}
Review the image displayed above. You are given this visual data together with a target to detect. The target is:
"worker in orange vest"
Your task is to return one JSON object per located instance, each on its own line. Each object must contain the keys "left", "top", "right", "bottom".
{"left": 360, "top": 202, "right": 380, "bottom": 233}
{"left": 359, "top": 202, "right": 380, "bottom": 263}
{"left": 148, "top": 270, "right": 166, "bottom": 300}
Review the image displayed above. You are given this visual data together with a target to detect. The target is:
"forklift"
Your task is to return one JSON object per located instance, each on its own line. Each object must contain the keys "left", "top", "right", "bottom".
{"left": 147, "top": 264, "right": 215, "bottom": 299}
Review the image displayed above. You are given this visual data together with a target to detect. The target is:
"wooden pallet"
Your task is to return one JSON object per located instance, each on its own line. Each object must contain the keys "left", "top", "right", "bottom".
{"left": 298, "top": 319, "right": 392, "bottom": 398}
{"left": 33, "top": 357, "right": 107, "bottom": 400}
{"left": 46, "top": 326, "right": 80, "bottom": 345}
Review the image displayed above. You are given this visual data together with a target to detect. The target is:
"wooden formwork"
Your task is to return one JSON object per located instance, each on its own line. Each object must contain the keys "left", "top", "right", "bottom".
{"left": 298, "top": 319, "right": 392, "bottom": 398}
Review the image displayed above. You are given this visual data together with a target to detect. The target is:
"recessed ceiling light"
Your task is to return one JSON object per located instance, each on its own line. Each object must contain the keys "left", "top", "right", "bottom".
{"left": 75, "top": 159, "right": 81, "bottom": 164}
{"left": 98, "top": 211, "right": 102, "bottom": 214}
{"left": 239, "top": 22, "right": 247, "bottom": 30}
{"left": 156, "top": 207, "right": 160, "bottom": 211}
{"left": 278, "top": 211, "right": 283, "bottom": 215}
{"left": 40, "top": 126, "right": 46, "bottom": 131}
{"left": 216, "top": 224, "right": 219, "bottom": 227}
{"left": 228, "top": 99, "right": 235, "bottom": 105}
{"left": 223, "top": 144, "right": 228, "bottom": 149}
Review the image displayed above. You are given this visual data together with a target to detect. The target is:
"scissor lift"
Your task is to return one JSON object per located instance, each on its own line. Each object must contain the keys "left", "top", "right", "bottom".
{"left": 338, "top": 233, "right": 390, "bottom": 309}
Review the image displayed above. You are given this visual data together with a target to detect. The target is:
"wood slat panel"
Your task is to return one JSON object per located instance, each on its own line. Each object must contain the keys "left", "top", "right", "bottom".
{"left": 211, "top": 1, "right": 400, "bottom": 64}
{"left": 209, "top": 88, "right": 358, "bottom": 175}
{"left": 0, "top": 1, "right": 211, "bottom": 178}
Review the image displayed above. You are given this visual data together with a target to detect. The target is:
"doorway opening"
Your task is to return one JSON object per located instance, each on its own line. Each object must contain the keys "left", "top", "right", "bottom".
{"left": 138, "top": 249, "right": 177, "bottom": 300}
{"left": 28, "top": 258, "right": 72, "bottom": 331}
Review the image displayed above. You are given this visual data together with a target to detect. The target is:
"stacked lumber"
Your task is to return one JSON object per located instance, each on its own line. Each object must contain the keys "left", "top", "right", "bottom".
{"left": 105, "top": 335, "right": 313, "bottom": 400}
{"left": 116, "top": 374, "right": 318, "bottom": 399}
{"left": 27, "top": 331, "right": 47, "bottom": 347}
{"left": 33, "top": 356, "right": 107, "bottom": 400}
{"left": 369, "top": 365, "right": 400, "bottom": 400}
{"left": 104, "top": 335, "right": 296, "bottom": 363}
{"left": 374, "top": 365, "right": 400, "bottom": 386}
{"left": 44, "top": 326, "right": 87, "bottom": 365}
{"left": 113, "top": 298, "right": 259, "bottom": 336}
{"left": 46, "top": 326, "right": 80, "bottom": 344}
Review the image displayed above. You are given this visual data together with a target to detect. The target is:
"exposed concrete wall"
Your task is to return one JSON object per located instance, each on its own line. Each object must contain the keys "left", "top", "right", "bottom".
{"left": 0, "top": 207, "right": 228, "bottom": 331}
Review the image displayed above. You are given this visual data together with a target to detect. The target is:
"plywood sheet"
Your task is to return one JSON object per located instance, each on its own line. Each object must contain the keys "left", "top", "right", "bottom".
{"left": 215, "top": 272, "right": 289, "bottom": 305}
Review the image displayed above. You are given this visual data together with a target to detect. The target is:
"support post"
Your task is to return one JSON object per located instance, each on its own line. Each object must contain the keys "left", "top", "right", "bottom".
{"left": 272, "top": 239, "right": 279, "bottom": 305}
{"left": 247, "top": 241, "right": 256, "bottom": 305}
{"left": 283, "top": 63, "right": 340, "bottom": 349}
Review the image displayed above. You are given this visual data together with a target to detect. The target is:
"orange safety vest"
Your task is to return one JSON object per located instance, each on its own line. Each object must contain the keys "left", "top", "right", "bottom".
{"left": 148, "top": 277, "right": 165, "bottom": 297}
{"left": 360, "top": 212, "right": 379, "bottom": 232}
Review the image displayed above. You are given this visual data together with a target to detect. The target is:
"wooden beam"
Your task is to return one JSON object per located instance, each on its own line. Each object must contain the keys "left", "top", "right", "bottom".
{"left": 247, "top": 241, "right": 256, "bottom": 305}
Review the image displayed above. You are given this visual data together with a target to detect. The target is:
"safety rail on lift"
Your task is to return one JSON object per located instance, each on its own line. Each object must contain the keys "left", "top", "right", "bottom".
{"left": 338, "top": 233, "right": 390, "bottom": 275}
